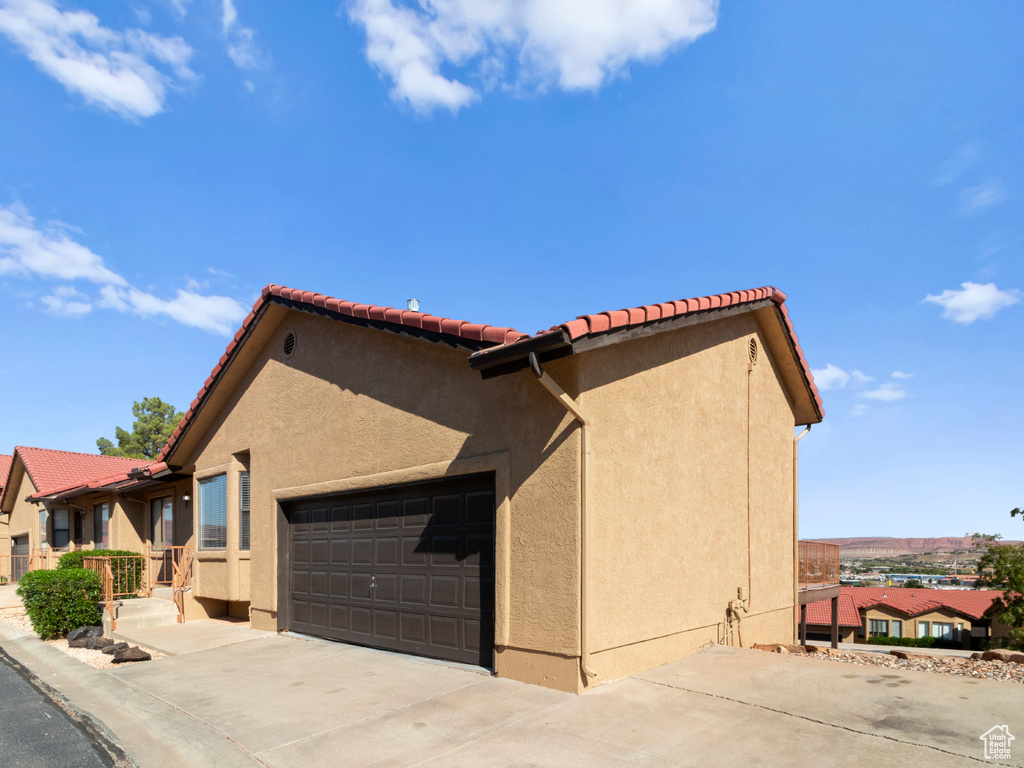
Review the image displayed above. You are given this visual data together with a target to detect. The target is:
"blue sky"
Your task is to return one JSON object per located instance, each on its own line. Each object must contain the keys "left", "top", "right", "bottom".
{"left": 0, "top": 1, "right": 1021, "bottom": 539}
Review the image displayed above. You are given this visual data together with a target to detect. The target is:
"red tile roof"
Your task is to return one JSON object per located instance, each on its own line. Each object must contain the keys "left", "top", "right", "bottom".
{"left": 469, "top": 284, "right": 823, "bottom": 420}
{"left": 10, "top": 447, "right": 152, "bottom": 501}
{"left": 843, "top": 586, "right": 1003, "bottom": 620}
{"left": 158, "top": 282, "right": 823, "bottom": 463}
{"left": 157, "top": 284, "right": 530, "bottom": 463}
{"left": 804, "top": 592, "right": 863, "bottom": 627}
{"left": 0, "top": 454, "right": 12, "bottom": 492}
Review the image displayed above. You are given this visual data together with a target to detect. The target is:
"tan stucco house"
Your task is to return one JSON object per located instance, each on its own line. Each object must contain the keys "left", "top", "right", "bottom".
{"left": 0, "top": 447, "right": 151, "bottom": 579}
{"left": 804, "top": 586, "right": 1011, "bottom": 650}
{"left": 53, "top": 282, "right": 819, "bottom": 692}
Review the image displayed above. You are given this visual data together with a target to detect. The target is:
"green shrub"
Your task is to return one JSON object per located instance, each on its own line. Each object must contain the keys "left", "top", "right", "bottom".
{"left": 16, "top": 569, "right": 102, "bottom": 639}
{"left": 58, "top": 549, "right": 144, "bottom": 597}
{"left": 867, "top": 636, "right": 962, "bottom": 650}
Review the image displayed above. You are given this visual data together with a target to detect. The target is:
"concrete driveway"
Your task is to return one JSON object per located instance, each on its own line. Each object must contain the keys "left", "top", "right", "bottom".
{"left": 101, "top": 634, "right": 1022, "bottom": 767}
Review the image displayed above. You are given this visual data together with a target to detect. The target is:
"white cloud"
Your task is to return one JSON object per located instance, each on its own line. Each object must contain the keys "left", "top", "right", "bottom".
{"left": 933, "top": 141, "right": 981, "bottom": 187}
{"left": 347, "top": 0, "right": 718, "bottom": 113}
{"left": 858, "top": 382, "right": 907, "bottom": 402}
{"left": 220, "top": 0, "right": 262, "bottom": 69}
{"left": 100, "top": 284, "right": 247, "bottom": 335}
{"left": 0, "top": 0, "right": 196, "bottom": 119}
{"left": 811, "top": 363, "right": 850, "bottom": 391}
{"left": 164, "top": 0, "right": 189, "bottom": 20}
{"left": 960, "top": 180, "right": 1008, "bottom": 213}
{"left": 40, "top": 284, "right": 91, "bottom": 316}
{"left": 891, "top": 371, "right": 913, "bottom": 379}
{"left": 851, "top": 403, "right": 870, "bottom": 417}
{"left": 0, "top": 201, "right": 248, "bottom": 335}
{"left": 850, "top": 370, "right": 873, "bottom": 386}
{"left": 0, "top": 202, "right": 127, "bottom": 284}
{"left": 924, "top": 282, "right": 1021, "bottom": 324}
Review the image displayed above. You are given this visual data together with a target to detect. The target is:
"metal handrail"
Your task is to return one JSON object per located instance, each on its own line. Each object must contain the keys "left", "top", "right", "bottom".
{"left": 82, "top": 556, "right": 117, "bottom": 630}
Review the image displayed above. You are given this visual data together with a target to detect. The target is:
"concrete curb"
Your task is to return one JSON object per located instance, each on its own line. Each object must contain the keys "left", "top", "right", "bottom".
{"left": 0, "top": 621, "right": 267, "bottom": 768}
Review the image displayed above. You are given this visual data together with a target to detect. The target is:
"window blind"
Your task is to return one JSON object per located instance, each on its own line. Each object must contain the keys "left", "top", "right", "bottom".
{"left": 239, "top": 471, "right": 250, "bottom": 551}
{"left": 199, "top": 475, "right": 228, "bottom": 550}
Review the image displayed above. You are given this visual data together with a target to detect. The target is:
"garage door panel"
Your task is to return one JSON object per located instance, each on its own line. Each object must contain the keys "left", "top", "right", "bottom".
{"left": 376, "top": 501, "right": 400, "bottom": 527}
{"left": 287, "top": 473, "right": 494, "bottom": 666}
{"left": 352, "top": 538, "right": 372, "bottom": 564}
{"left": 375, "top": 537, "right": 399, "bottom": 566}
{"left": 374, "top": 573, "right": 398, "bottom": 601}
{"left": 401, "top": 574, "right": 426, "bottom": 604}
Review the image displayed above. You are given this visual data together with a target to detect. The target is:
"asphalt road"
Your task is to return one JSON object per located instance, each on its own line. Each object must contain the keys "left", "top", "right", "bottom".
{"left": 0, "top": 650, "right": 118, "bottom": 768}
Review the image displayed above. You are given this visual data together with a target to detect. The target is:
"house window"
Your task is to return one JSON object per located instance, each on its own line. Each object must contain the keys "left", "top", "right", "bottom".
{"left": 239, "top": 472, "right": 250, "bottom": 551}
{"left": 39, "top": 510, "right": 47, "bottom": 547}
{"left": 150, "top": 496, "right": 174, "bottom": 547}
{"left": 957, "top": 622, "right": 964, "bottom": 642}
{"left": 891, "top": 620, "right": 902, "bottom": 639}
{"left": 868, "top": 619, "right": 889, "bottom": 638}
{"left": 932, "top": 622, "right": 954, "bottom": 641}
{"left": 52, "top": 509, "right": 70, "bottom": 549}
{"left": 918, "top": 621, "right": 930, "bottom": 638}
{"left": 93, "top": 503, "right": 109, "bottom": 549}
{"left": 199, "top": 475, "right": 228, "bottom": 550}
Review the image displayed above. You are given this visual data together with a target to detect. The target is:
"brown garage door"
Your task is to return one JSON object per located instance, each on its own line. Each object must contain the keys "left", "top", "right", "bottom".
{"left": 286, "top": 473, "right": 495, "bottom": 667}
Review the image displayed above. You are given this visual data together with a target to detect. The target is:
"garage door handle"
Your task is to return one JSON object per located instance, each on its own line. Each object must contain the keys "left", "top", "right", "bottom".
{"left": 369, "top": 576, "right": 376, "bottom": 597}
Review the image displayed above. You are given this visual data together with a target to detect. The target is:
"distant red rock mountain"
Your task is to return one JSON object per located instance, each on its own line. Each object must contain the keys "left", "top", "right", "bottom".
{"left": 808, "top": 537, "right": 1022, "bottom": 557}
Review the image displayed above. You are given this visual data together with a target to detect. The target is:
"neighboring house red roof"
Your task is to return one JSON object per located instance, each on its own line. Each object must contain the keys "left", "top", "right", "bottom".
{"left": 843, "top": 586, "right": 1003, "bottom": 621}
{"left": 0, "top": 454, "right": 12, "bottom": 493}
{"left": 158, "top": 282, "right": 823, "bottom": 464}
{"left": 9, "top": 447, "right": 152, "bottom": 501}
{"left": 804, "top": 592, "right": 862, "bottom": 627}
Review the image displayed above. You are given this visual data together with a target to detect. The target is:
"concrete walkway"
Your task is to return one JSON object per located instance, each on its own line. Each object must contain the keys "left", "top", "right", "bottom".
{"left": 110, "top": 620, "right": 272, "bottom": 656}
{"left": 1, "top": 618, "right": 1020, "bottom": 767}
{"left": 806, "top": 639, "right": 979, "bottom": 658}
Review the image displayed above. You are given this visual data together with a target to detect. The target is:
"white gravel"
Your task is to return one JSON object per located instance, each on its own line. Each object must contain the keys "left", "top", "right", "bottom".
{"left": 0, "top": 613, "right": 164, "bottom": 670}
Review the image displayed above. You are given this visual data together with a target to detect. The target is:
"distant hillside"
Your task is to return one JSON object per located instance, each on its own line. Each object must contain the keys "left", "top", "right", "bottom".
{"left": 809, "top": 537, "right": 1022, "bottom": 558}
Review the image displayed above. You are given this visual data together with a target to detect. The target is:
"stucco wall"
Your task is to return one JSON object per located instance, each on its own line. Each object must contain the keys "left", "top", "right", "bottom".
{"left": 177, "top": 309, "right": 583, "bottom": 685}
{"left": 4, "top": 470, "right": 44, "bottom": 552}
{"left": 576, "top": 313, "right": 800, "bottom": 681}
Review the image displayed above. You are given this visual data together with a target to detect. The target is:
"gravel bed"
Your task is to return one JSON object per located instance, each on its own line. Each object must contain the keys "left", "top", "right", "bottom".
{"left": 0, "top": 614, "right": 165, "bottom": 670}
{"left": 808, "top": 648, "right": 1024, "bottom": 684}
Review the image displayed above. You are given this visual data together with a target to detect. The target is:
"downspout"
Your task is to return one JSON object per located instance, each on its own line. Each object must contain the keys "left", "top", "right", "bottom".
{"left": 528, "top": 351, "right": 597, "bottom": 683}
{"left": 793, "top": 425, "right": 811, "bottom": 641}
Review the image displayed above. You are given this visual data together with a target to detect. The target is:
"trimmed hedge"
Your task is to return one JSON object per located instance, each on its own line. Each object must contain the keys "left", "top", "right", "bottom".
{"left": 58, "top": 549, "right": 144, "bottom": 597}
{"left": 868, "top": 636, "right": 962, "bottom": 650}
{"left": 16, "top": 568, "right": 102, "bottom": 639}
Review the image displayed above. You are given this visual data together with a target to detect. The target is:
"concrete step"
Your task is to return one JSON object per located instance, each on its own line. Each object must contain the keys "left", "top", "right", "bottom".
{"left": 151, "top": 587, "right": 174, "bottom": 601}
{"left": 102, "top": 597, "right": 180, "bottom": 634}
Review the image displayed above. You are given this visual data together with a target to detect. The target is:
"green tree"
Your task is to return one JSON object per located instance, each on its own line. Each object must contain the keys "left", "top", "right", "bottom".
{"left": 972, "top": 510, "right": 1024, "bottom": 649}
{"left": 97, "top": 397, "right": 184, "bottom": 460}
{"left": 904, "top": 578, "right": 925, "bottom": 589}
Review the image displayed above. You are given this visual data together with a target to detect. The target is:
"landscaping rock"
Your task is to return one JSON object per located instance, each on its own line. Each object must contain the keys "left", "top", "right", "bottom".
{"left": 112, "top": 646, "right": 151, "bottom": 663}
{"left": 100, "top": 642, "right": 130, "bottom": 655}
{"left": 981, "top": 650, "right": 1024, "bottom": 663}
{"left": 84, "top": 636, "right": 115, "bottom": 650}
{"left": 67, "top": 626, "right": 103, "bottom": 643}
{"left": 753, "top": 643, "right": 783, "bottom": 653}
{"left": 971, "top": 652, "right": 983, "bottom": 660}
{"left": 890, "top": 650, "right": 934, "bottom": 660}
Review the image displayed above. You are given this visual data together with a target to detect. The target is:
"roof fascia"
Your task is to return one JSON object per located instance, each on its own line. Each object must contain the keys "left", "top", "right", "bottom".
{"left": 0, "top": 454, "right": 28, "bottom": 513}
{"left": 267, "top": 295, "right": 493, "bottom": 353}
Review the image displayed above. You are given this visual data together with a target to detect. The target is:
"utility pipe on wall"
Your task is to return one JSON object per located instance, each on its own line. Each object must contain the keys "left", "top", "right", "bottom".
{"left": 792, "top": 425, "right": 811, "bottom": 641}
{"left": 528, "top": 351, "right": 597, "bottom": 684}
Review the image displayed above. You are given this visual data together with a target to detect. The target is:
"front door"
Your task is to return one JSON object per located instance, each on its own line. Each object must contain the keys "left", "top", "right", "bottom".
{"left": 12, "top": 535, "right": 29, "bottom": 582}
{"left": 150, "top": 497, "right": 174, "bottom": 582}
{"left": 73, "top": 510, "right": 86, "bottom": 547}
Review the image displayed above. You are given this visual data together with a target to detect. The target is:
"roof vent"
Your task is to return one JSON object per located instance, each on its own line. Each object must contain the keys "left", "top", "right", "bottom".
{"left": 407, "top": 298, "right": 420, "bottom": 312}
{"left": 748, "top": 337, "right": 758, "bottom": 366}
{"left": 283, "top": 331, "right": 296, "bottom": 357}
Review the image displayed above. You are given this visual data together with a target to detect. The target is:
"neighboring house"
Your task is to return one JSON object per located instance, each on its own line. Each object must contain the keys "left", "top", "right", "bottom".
{"left": 803, "top": 586, "right": 1009, "bottom": 649}
{"left": 0, "top": 447, "right": 152, "bottom": 578}
{"left": 58, "top": 282, "right": 821, "bottom": 692}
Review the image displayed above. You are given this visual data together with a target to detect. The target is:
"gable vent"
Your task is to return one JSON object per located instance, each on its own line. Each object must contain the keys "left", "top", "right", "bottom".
{"left": 283, "top": 331, "right": 297, "bottom": 357}
{"left": 748, "top": 337, "right": 758, "bottom": 365}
